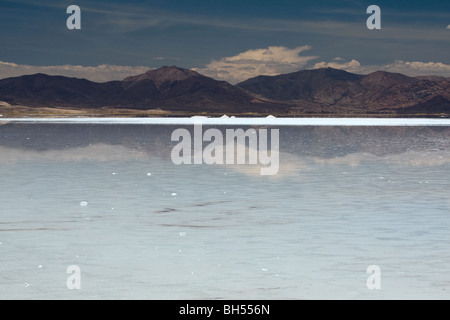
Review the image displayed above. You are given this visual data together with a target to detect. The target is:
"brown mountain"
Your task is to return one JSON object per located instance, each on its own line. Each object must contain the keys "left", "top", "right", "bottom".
{"left": 416, "top": 75, "right": 450, "bottom": 82}
{"left": 0, "top": 73, "right": 125, "bottom": 107}
{"left": 238, "top": 68, "right": 450, "bottom": 115}
{"left": 119, "top": 66, "right": 287, "bottom": 112}
{"left": 396, "top": 95, "right": 450, "bottom": 114}
{"left": 0, "top": 66, "right": 287, "bottom": 114}
{"left": 0, "top": 66, "right": 449, "bottom": 116}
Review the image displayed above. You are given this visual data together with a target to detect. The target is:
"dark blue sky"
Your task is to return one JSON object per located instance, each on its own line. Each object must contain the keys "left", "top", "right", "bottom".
{"left": 0, "top": 0, "right": 449, "bottom": 82}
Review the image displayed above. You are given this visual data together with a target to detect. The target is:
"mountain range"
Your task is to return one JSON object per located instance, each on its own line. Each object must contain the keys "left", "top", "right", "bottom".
{"left": 0, "top": 66, "right": 449, "bottom": 116}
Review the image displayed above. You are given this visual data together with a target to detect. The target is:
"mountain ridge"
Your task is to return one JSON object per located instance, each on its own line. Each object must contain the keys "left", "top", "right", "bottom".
{"left": 238, "top": 67, "right": 450, "bottom": 115}
{"left": 0, "top": 66, "right": 449, "bottom": 116}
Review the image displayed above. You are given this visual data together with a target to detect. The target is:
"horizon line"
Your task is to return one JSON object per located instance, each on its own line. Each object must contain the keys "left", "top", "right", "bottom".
{"left": 2, "top": 117, "right": 450, "bottom": 126}
{"left": 1, "top": 65, "right": 448, "bottom": 84}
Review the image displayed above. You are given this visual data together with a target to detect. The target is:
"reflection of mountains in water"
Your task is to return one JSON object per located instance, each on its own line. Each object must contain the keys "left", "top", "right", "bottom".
{"left": 1, "top": 123, "right": 449, "bottom": 159}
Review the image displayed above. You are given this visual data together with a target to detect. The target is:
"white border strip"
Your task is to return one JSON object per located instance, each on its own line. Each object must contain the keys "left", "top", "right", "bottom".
{"left": 1, "top": 117, "right": 450, "bottom": 126}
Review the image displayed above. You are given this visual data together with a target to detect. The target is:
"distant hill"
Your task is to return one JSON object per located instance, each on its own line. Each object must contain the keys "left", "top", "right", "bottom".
{"left": 0, "top": 66, "right": 449, "bottom": 116}
{"left": 238, "top": 68, "right": 450, "bottom": 115}
{"left": 0, "top": 66, "right": 287, "bottom": 114}
{"left": 396, "top": 95, "right": 450, "bottom": 114}
{"left": 119, "top": 66, "right": 287, "bottom": 112}
{"left": 0, "top": 73, "right": 123, "bottom": 107}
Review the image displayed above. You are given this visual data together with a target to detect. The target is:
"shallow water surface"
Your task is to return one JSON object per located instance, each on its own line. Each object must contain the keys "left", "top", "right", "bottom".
{"left": 0, "top": 121, "right": 449, "bottom": 299}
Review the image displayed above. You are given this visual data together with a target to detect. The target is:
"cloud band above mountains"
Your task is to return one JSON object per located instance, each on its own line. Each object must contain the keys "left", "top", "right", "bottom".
{"left": 313, "top": 59, "right": 450, "bottom": 78}
{"left": 0, "top": 61, "right": 150, "bottom": 83}
{"left": 198, "top": 46, "right": 450, "bottom": 83}
{"left": 192, "top": 46, "right": 318, "bottom": 84}
{"left": 1, "top": 45, "right": 449, "bottom": 84}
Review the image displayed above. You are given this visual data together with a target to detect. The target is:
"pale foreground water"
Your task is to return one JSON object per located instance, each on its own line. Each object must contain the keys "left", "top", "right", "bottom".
{"left": 0, "top": 120, "right": 449, "bottom": 299}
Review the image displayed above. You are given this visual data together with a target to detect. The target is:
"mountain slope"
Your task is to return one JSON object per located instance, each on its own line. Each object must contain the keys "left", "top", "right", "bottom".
{"left": 238, "top": 68, "right": 450, "bottom": 114}
{"left": 396, "top": 95, "right": 450, "bottom": 114}
{"left": 0, "top": 73, "right": 124, "bottom": 107}
{"left": 0, "top": 66, "right": 449, "bottom": 116}
{"left": 0, "top": 66, "right": 287, "bottom": 113}
{"left": 238, "top": 68, "right": 364, "bottom": 101}
{"left": 119, "top": 66, "right": 284, "bottom": 112}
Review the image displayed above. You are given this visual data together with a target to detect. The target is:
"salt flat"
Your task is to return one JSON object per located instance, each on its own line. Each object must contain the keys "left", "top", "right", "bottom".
{"left": 2, "top": 117, "right": 450, "bottom": 126}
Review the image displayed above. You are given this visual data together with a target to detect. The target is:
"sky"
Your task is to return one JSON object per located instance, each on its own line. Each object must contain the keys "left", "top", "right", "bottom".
{"left": 0, "top": 0, "right": 449, "bottom": 83}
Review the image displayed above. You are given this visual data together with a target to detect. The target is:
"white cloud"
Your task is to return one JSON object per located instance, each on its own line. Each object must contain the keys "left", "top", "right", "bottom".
{"left": 193, "top": 45, "right": 450, "bottom": 84}
{"left": 384, "top": 60, "right": 450, "bottom": 76}
{"left": 447, "top": 24, "right": 450, "bottom": 29}
{"left": 0, "top": 61, "right": 150, "bottom": 82}
{"left": 193, "top": 46, "right": 318, "bottom": 84}
{"left": 2, "top": 52, "right": 449, "bottom": 86}
{"left": 312, "top": 58, "right": 450, "bottom": 77}
{"left": 313, "top": 59, "right": 363, "bottom": 73}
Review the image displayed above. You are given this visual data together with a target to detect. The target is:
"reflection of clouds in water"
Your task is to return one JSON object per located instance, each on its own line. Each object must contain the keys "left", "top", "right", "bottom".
{"left": 314, "top": 151, "right": 450, "bottom": 167}
{"left": 224, "top": 152, "right": 309, "bottom": 179}
{"left": 314, "top": 153, "right": 378, "bottom": 167}
{"left": 2, "top": 143, "right": 449, "bottom": 178}
{"left": 197, "top": 141, "right": 309, "bottom": 178}
{"left": 0, "top": 144, "right": 151, "bottom": 163}
{"left": 385, "top": 151, "right": 450, "bottom": 166}
{"left": 214, "top": 148, "right": 450, "bottom": 178}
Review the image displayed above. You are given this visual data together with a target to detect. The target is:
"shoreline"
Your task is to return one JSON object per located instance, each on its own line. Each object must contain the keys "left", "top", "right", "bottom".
{"left": 2, "top": 117, "right": 450, "bottom": 126}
